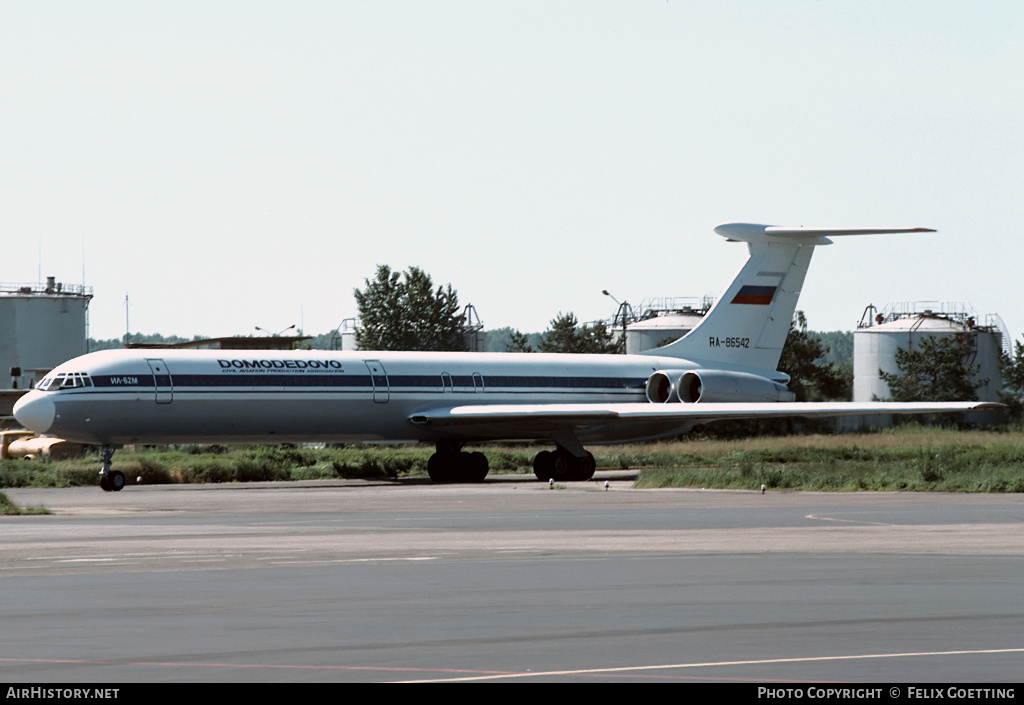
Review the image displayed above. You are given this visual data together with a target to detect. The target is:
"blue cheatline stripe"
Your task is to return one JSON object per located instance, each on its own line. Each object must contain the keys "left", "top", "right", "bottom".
{"left": 89, "top": 374, "right": 647, "bottom": 391}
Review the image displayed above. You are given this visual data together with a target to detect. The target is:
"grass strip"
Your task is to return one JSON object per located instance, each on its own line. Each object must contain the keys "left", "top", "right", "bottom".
{"left": 1, "top": 425, "right": 1022, "bottom": 493}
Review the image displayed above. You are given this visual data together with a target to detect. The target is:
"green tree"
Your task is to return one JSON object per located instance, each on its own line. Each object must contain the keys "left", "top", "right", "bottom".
{"left": 777, "top": 311, "right": 851, "bottom": 401}
{"left": 1001, "top": 338, "right": 1024, "bottom": 394}
{"left": 537, "top": 312, "right": 623, "bottom": 354}
{"left": 998, "top": 336, "right": 1024, "bottom": 419}
{"left": 504, "top": 329, "right": 535, "bottom": 353}
{"left": 814, "top": 330, "right": 854, "bottom": 367}
{"left": 537, "top": 312, "right": 579, "bottom": 353}
{"left": 879, "top": 334, "right": 982, "bottom": 402}
{"left": 485, "top": 327, "right": 542, "bottom": 352}
{"left": 353, "top": 265, "right": 468, "bottom": 352}
{"left": 577, "top": 320, "right": 623, "bottom": 354}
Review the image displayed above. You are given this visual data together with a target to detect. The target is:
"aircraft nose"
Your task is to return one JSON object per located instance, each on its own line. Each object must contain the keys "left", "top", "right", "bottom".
{"left": 13, "top": 392, "right": 55, "bottom": 434}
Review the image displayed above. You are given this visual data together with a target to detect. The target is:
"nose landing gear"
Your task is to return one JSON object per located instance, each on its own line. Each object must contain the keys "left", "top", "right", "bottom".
{"left": 98, "top": 446, "right": 125, "bottom": 492}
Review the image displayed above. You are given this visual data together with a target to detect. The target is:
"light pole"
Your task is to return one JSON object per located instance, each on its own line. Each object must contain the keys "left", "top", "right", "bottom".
{"left": 602, "top": 290, "right": 631, "bottom": 354}
{"left": 255, "top": 324, "right": 296, "bottom": 337}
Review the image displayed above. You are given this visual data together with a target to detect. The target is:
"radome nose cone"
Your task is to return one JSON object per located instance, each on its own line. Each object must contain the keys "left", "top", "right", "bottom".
{"left": 13, "top": 393, "right": 55, "bottom": 434}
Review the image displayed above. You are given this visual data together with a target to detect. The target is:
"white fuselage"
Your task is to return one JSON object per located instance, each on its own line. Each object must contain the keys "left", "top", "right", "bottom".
{"left": 15, "top": 348, "right": 728, "bottom": 446}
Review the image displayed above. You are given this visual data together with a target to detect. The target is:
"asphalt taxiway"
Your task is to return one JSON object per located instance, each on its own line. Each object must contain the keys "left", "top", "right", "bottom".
{"left": 2, "top": 473, "right": 1023, "bottom": 682}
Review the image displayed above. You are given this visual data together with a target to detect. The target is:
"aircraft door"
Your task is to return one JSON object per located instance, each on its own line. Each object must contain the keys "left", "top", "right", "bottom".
{"left": 146, "top": 358, "right": 173, "bottom": 404}
{"left": 364, "top": 360, "right": 390, "bottom": 403}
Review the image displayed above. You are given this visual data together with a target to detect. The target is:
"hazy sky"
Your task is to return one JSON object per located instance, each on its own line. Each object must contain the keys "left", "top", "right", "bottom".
{"left": 3, "top": 1, "right": 1022, "bottom": 344}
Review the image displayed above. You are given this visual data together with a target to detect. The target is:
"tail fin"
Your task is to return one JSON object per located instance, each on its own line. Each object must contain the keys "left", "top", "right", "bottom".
{"left": 642, "top": 223, "right": 935, "bottom": 372}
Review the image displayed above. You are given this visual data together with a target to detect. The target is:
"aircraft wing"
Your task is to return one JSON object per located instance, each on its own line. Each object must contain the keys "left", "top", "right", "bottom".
{"left": 410, "top": 401, "right": 1000, "bottom": 442}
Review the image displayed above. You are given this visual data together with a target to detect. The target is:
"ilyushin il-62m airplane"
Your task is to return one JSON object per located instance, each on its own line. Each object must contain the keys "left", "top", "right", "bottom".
{"left": 14, "top": 223, "right": 997, "bottom": 491}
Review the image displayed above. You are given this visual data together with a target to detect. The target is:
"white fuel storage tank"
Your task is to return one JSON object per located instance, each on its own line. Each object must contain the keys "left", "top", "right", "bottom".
{"left": 625, "top": 310, "right": 707, "bottom": 354}
{"left": 851, "top": 303, "right": 1005, "bottom": 427}
{"left": 0, "top": 279, "right": 93, "bottom": 389}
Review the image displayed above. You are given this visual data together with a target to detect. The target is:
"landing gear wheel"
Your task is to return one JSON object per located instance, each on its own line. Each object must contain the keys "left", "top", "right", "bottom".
{"left": 462, "top": 452, "right": 489, "bottom": 483}
{"left": 533, "top": 451, "right": 554, "bottom": 481}
{"left": 427, "top": 447, "right": 490, "bottom": 483}
{"left": 427, "top": 453, "right": 452, "bottom": 483}
{"left": 577, "top": 452, "right": 596, "bottom": 481}
{"left": 99, "top": 474, "right": 112, "bottom": 492}
{"left": 533, "top": 449, "right": 596, "bottom": 481}
{"left": 109, "top": 471, "right": 126, "bottom": 492}
{"left": 551, "top": 450, "right": 574, "bottom": 481}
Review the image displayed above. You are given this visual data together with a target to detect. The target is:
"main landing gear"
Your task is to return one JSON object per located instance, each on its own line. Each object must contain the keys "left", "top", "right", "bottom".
{"left": 532, "top": 448, "right": 596, "bottom": 482}
{"left": 427, "top": 441, "right": 490, "bottom": 483}
{"left": 98, "top": 446, "right": 126, "bottom": 492}
{"left": 425, "top": 442, "right": 597, "bottom": 483}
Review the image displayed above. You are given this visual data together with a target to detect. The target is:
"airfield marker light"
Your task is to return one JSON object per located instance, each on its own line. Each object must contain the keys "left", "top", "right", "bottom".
{"left": 761, "top": 484, "right": 766, "bottom": 494}
{"left": 137, "top": 476, "right": 143, "bottom": 484}
{"left": 604, "top": 481, "right": 610, "bottom": 490}
{"left": 549, "top": 479, "right": 554, "bottom": 489}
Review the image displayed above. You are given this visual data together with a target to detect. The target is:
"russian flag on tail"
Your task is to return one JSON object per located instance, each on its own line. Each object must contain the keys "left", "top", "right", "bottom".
{"left": 731, "top": 285, "right": 777, "bottom": 305}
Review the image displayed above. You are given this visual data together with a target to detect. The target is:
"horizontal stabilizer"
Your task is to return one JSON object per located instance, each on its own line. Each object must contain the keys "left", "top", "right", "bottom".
{"left": 714, "top": 223, "right": 936, "bottom": 246}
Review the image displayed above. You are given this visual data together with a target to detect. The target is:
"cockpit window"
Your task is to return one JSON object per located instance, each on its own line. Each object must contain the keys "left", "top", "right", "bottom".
{"left": 45, "top": 372, "right": 93, "bottom": 390}
{"left": 35, "top": 377, "right": 53, "bottom": 391}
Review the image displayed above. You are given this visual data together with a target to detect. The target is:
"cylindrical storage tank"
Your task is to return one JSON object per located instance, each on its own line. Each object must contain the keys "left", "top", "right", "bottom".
{"left": 625, "top": 312, "right": 706, "bottom": 354}
{"left": 0, "top": 282, "right": 92, "bottom": 389}
{"left": 851, "top": 314, "right": 1002, "bottom": 427}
